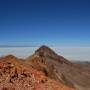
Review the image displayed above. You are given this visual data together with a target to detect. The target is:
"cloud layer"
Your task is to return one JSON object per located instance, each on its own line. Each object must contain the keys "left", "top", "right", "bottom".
{"left": 0, "top": 47, "right": 90, "bottom": 61}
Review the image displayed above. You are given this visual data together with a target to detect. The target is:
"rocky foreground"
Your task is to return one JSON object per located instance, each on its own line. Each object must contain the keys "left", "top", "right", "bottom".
{"left": 0, "top": 45, "right": 89, "bottom": 90}
{"left": 0, "top": 55, "right": 75, "bottom": 90}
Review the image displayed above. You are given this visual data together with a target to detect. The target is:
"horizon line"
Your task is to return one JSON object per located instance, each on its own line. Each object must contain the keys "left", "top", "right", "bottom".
{"left": 0, "top": 45, "right": 90, "bottom": 48}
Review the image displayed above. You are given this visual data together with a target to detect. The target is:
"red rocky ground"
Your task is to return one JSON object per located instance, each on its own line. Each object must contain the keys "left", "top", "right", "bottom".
{"left": 0, "top": 54, "right": 76, "bottom": 90}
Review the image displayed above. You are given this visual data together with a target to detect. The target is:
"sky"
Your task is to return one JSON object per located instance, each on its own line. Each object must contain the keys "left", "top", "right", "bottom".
{"left": 0, "top": 0, "right": 90, "bottom": 46}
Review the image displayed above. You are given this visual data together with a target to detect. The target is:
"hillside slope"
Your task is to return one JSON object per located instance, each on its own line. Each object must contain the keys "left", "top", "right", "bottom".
{"left": 0, "top": 54, "right": 75, "bottom": 90}
{"left": 26, "top": 45, "right": 90, "bottom": 90}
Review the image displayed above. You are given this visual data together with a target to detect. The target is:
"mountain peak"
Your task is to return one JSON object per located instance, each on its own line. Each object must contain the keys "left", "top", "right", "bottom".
{"left": 37, "top": 45, "right": 51, "bottom": 51}
{"left": 39, "top": 45, "right": 49, "bottom": 48}
{"left": 34, "top": 45, "right": 70, "bottom": 64}
{"left": 35, "top": 45, "right": 57, "bottom": 57}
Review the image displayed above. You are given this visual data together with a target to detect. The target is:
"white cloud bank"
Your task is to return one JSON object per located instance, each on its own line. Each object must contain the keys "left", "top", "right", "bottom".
{"left": 0, "top": 47, "right": 90, "bottom": 61}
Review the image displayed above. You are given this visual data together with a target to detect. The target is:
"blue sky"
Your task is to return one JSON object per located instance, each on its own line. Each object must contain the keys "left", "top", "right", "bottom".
{"left": 0, "top": 0, "right": 90, "bottom": 46}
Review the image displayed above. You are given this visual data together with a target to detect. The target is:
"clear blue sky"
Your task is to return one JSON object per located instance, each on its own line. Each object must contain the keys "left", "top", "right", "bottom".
{"left": 0, "top": 0, "right": 90, "bottom": 46}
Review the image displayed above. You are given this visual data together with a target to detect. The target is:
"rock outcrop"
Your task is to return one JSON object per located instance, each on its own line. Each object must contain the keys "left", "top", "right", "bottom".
{"left": 0, "top": 52, "right": 75, "bottom": 90}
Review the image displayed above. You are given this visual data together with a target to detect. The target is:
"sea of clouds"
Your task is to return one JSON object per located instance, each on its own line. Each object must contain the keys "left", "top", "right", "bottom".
{"left": 0, "top": 47, "right": 90, "bottom": 61}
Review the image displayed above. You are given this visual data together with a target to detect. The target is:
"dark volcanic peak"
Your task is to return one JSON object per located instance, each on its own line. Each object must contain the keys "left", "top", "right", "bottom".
{"left": 36, "top": 45, "right": 52, "bottom": 52}
{"left": 35, "top": 45, "right": 59, "bottom": 57}
{"left": 37, "top": 45, "right": 52, "bottom": 50}
{"left": 35, "top": 45, "right": 69, "bottom": 63}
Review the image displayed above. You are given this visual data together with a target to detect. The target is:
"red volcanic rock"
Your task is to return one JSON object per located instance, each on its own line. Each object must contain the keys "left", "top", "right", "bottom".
{"left": 0, "top": 57, "right": 75, "bottom": 90}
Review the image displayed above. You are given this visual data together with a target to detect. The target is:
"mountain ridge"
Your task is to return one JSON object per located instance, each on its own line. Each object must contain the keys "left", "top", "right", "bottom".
{"left": 26, "top": 45, "right": 90, "bottom": 90}
{"left": 0, "top": 45, "right": 90, "bottom": 90}
{"left": 0, "top": 45, "right": 76, "bottom": 90}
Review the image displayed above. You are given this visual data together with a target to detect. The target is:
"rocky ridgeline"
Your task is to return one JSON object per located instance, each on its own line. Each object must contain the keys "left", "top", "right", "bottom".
{"left": 0, "top": 54, "right": 75, "bottom": 90}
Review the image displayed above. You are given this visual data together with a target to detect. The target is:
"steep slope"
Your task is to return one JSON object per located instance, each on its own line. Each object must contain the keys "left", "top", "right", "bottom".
{"left": 26, "top": 45, "right": 90, "bottom": 90}
{"left": 0, "top": 55, "right": 75, "bottom": 90}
